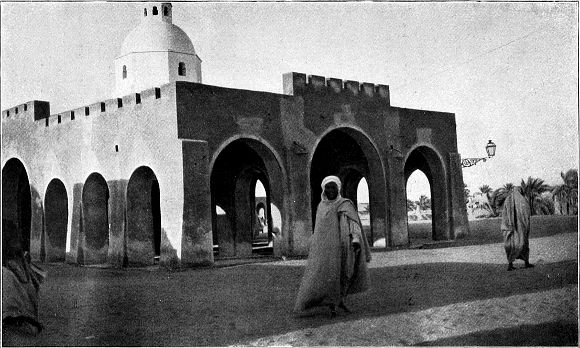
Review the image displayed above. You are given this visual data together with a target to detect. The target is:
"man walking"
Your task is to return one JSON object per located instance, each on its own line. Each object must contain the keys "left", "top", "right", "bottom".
{"left": 294, "top": 176, "right": 371, "bottom": 317}
{"left": 501, "top": 188, "right": 534, "bottom": 271}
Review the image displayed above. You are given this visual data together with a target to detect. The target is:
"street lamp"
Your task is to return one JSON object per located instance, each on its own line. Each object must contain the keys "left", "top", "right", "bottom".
{"left": 461, "top": 140, "right": 496, "bottom": 168}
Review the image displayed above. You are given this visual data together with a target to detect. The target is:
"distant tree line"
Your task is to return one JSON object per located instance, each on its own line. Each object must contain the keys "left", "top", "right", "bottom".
{"left": 466, "top": 169, "right": 578, "bottom": 218}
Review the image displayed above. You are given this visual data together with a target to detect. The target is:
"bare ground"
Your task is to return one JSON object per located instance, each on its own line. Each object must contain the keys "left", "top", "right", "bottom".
{"left": 2, "top": 231, "right": 577, "bottom": 347}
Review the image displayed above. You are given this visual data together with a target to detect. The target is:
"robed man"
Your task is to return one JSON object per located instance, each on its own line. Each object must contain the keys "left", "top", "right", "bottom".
{"left": 294, "top": 176, "right": 371, "bottom": 317}
{"left": 501, "top": 188, "right": 534, "bottom": 271}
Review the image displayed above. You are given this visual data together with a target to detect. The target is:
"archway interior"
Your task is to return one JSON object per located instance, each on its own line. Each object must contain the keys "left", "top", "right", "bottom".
{"left": 404, "top": 147, "right": 447, "bottom": 241}
{"left": 405, "top": 169, "right": 432, "bottom": 243}
{"left": 253, "top": 180, "right": 274, "bottom": 254}
{"left": 82, "top": 173, "right": 109, "bottom": 253}
{"left": 2, "top": 159, "right": 32, "bottom": 260}
{"left": 211, "top": 139, "right": 276, "bottom": 258}
{"left": 126, "top": 167, "right": 161, "bottom": 264}
{"left": 45, "top": 179, "right": 68, "bottom": 261}
{"left": 357, "top": 178, "right": 370, "bottom": 228}
{"left": 310, "top": 129, "right": 371, "bottom": 240}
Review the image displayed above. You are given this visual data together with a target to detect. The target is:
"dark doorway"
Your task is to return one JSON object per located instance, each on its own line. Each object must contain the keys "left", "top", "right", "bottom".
{"left": 82, "top": 172, "right": 109, "bottom": 264}
{"left": 2, "top": 158, "right": 32, "bottom": 260}
{"left": 44, "top": 178, "right": 68, "bottom": 262}
{"left": 126, "top": 166, "right": 161, "bottom": 266}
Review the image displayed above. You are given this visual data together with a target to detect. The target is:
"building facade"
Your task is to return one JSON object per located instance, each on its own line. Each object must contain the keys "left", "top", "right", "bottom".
{"left": 1, "top": 3, "right": 470, "bottom": 268}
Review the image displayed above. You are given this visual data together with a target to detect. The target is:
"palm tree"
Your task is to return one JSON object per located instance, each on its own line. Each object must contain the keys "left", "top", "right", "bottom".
{"left": 478, "top": 185, "right": 495, "bottom": 217}
{"left": 552, "top": 169, "right": 578, "bottom": 215}
{"left": 520, "top": 177, "right": 551, "bottom": 215}
{"left": 418, "top": 195, "right": 431, "bottom": 210}
{"left": 406, "top": 199, "right": 417, "bottom": 212}
{"left": 490, "top": 183, "right": 514, "bottom": 213}
{"left": 479, "top": 185, "right": 493, "bottom": 197}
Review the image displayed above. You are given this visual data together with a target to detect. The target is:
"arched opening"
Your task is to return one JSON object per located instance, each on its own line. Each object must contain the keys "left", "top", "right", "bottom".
{"left": 163, "top": 6, "right": 169, "bottom": 16}
{"left": 210, "top": 138, "right": 284, "bottom": 258}
{"left": 81, "top": 172, "right": 109, "bottom": 264}
{"left": 44, "top": 179, "right": 68, "bottom": 262}
{"left": 126, "top": 166, "right": 161, "bottom": 266}
{"left": 252, "top": 180, "right": 272, "bottom": 254}
{"left": 178, "top": 62, "right": 186, "bottom": 76}
{"left": 152, "top": 6, "right": 158, "bottom": 15}
{"left": 405, "top": 170, "right": 432, "bottom": 244}
{"left": 2, "top": 158, "right": 32, "bottom": 262}
{"left": 356, "top": 178, "right": 371, "bottom": 239}
{"left": 144, "top": 8, "right": 147, "bottom": 16}
{"left": 310, "top": 128, "right": 387, "bottom": 247}
{"left": 122, "top": 65, "right": 127, "bottom": 79}
{"left": 404, "top": 146, "right": 449, "bottom": 242}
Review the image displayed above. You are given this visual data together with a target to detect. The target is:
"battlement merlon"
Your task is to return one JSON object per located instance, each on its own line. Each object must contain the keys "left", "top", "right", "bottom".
{"left": 2, "top": 101, "right": 50, "bottom": 121}
{"left": 282, "top": 72, "right": 390, "bottom": 105}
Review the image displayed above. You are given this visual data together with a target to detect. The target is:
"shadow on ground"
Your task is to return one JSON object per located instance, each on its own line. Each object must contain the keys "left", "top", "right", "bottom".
{"left": 416, "top": 320, "right": 578, "bottom": 346}
{"left": 2, "top": 257, "right": 577, "bottom": 346}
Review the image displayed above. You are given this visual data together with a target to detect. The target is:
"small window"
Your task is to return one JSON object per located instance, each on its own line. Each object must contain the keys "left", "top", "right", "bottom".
{"left": 6, "top": 111, "right": 9, "bottom": 117}
{"left": 155, "top": 88, "right": 161, "bottom": 99}
{"left": 71, "top": 111, "right": 75, "bottom": 120}
{"left": 164, "top": 6, "right": 169, "bottom": 16}
{"left": 58, "top": 115, "right": 61, "bottom": 123}
{"left": 135, "top": 93, "right": 141, "bottom": 104}
{"left": 117, "top": 98, "right": 123, "bottom": 108}
{"left": 153, "top": 6, "right": 158, "bottom": 15}
{"left": 178, "top": 62, "right": 186, "bottom": 76}
{"left": 45, "top": 117, "right": 49, "bottom": 127}
{"left": 23, "top": 104, "right": 27, "bottom": 111}
{"left": 100, "top": 102, "right": 105, "bottom": 112}
{"left": 85, "top": 106, "right": 90, "bottom": 116}
{"left": 15, "top": 107, "right": 18, "bottom": 114}
{"left": 122, "top": 65, "right": 127, "bottom": 79}
{"left": 144, "top": 8, "right": 147, "bottom": 16}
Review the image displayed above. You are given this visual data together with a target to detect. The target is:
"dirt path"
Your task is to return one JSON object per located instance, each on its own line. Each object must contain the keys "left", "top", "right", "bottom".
{"left": 2, "top": 233, "right": 577, "bottom": 346}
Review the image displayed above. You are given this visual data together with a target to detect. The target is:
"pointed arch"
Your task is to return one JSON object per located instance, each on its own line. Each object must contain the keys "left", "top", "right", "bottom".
{"left": 81, "top": 172, "right": 109, "bottom": 264}
{"left": 44, "top": 178, "right": 68, "bottom": 262}
{"left": 404, "top": 145, "right": 450, "bottom": 241}
{"left": 126, "top": 166, "right": 161, "bottom": 266}
{"left": 2, "top": 158, "right": 32, "bottom": 260}
{"left": 209, "top": 136, "right": 287, "bottom": 258}
{"left": 309, "top": 126, "right": 387, "bottom": 246}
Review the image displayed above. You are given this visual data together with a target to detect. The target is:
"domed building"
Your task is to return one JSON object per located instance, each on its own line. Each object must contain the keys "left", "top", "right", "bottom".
{"left": 115, "top": 3, "right": 202, "bottom": 96}
{"left": 1, "top": 3, "right": 470, "bottom": 268}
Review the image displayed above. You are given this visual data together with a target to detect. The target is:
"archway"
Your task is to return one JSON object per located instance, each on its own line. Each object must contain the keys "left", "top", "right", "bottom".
{"left": 126, "top": 166, "right": 161, "bottom": 266}
{"left": 2, "top": 158, "right": 32, "bottom": 261}
{"left": 253, "top": 180, "right": 273, "bottom": 255}
{"left": 404, "top": 146, "right": 449, "bottom": 241}
{"left": 82, "top": 172, "right": 110, "bottom": 264}
{"left": 44, "top": 179, "right": 68, "bottom": 262}
{"left": 310, "top": 128, "right": 387, "bottom": 246}
{"left": 210, "top": 138, "right": 284, "bottom": 258}
{"left": 405, "top": 170, "right": 432, "bottom": 244}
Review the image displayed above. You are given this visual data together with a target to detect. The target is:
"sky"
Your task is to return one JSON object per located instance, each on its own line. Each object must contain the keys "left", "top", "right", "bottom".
{"left": 1, "top": 2, "right": 578, "bottom": 202}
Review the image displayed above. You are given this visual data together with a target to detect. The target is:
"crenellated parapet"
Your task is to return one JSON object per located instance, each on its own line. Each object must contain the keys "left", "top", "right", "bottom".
{"left": 2, "top": 101, "right": 50, "bottom": 122}
{"left": 283, "top": 72, "right": 390, "bottom": 105}
{"left": 3, "top": 86, "right": 167, "bottom": 128}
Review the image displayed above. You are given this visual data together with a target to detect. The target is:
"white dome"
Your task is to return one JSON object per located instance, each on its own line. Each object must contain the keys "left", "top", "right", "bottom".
{"left": 120, "top": 20, "right": 196, "bottom": 57}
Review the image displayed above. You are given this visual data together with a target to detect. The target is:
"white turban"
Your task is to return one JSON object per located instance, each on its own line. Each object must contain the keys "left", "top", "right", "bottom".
{"left": 321, "top": 175, "right": 341, "bottom": 191}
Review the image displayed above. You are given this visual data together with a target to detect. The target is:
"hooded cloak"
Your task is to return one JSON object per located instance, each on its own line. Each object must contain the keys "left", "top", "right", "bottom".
{"left": 501, "top": 189, "right": 531, "bottom": 263}
{"left": 293, "top": 176, "right": 371, "bottom": 313}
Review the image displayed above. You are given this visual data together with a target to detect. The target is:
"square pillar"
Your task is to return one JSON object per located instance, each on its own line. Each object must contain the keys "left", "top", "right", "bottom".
{"left": 181, "top": 140, "right": 213, "bottom": 267}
